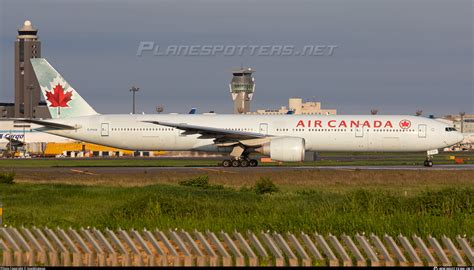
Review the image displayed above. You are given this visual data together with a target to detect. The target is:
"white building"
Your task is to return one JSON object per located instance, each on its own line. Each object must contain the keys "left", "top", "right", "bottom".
{"left": 442, "top": 114, "right": 474, "bottom": 133}
{"left": 251, "top": 98, "right": 337, "bottom": 115}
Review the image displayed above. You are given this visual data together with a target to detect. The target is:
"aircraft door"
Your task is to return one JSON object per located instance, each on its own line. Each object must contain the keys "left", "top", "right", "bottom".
{"left": 355, "top": 126, "right": 364, "bottom": 137}
{"left": 101, "top": 123, "right": 109, "bottom": 137}
{"left": 259, "top": 123, "right": 268, "bottom": 135}
{"left": 418, "top": 124, "right": 427, "bottom": 138}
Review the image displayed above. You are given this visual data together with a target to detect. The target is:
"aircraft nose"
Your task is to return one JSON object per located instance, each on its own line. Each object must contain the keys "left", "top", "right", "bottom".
{"left": 455, "top": 132, "right": 464, "bottom": 144}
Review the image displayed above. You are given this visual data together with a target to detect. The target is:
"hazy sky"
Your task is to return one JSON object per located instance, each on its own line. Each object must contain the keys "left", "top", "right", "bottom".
{"left": 1, "top": 0, "right": 472, "bottom": 115}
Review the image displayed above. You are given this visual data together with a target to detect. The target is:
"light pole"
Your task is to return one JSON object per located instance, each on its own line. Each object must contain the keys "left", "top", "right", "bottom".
{"left": 130, "top": 86, "right": 139, "bottom": 114}
{"left": 27, "top": 84, "right": 34, "bottom": 118}
{"left": 460, "top": 112, "right": 465, "bottom": 133}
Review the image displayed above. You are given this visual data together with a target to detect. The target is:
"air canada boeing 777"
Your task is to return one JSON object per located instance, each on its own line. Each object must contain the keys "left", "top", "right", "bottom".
{"left": 16, "top": 58, "right": 463, "bottom": 167}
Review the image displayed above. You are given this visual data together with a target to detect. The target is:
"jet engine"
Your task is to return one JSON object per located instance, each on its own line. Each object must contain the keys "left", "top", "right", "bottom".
{"left": 256, "top": 137, "right": 305, "bottom": 162}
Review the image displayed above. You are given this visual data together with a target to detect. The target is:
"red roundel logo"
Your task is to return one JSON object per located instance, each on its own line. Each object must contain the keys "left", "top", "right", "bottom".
{"left": 399, "top": 119, "right": 411, "bottom": 129}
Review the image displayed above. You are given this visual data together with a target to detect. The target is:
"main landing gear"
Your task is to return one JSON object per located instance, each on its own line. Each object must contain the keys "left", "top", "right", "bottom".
{"left": 221, "top": 157, "right": 258, "bottom": 167}
{"left": 220, "top": 145, "right": 259, "bottom": 167}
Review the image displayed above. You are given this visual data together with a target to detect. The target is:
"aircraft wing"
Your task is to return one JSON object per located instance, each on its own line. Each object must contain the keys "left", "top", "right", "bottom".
{"left": 143, "top": 121, "right": 271, "bottom": 145}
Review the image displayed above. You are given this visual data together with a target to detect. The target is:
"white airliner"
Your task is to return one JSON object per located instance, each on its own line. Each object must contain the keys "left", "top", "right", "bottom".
{"left": 13, "top": 58, "right": 463, "bottom": 167}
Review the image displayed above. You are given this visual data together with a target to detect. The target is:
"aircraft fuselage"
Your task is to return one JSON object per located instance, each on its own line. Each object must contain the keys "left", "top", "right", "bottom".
{"left": 43, "top": 114, "right": 462, "bottom": 153}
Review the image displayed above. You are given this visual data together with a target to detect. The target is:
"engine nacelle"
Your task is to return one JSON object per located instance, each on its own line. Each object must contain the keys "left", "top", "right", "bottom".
{"left": 257, "top": 137, "right": 305, "bottom": 162}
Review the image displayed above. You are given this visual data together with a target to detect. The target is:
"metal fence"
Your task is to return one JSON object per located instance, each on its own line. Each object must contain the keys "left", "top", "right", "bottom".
{"left": 0, "top": 227, "right": 472, "bottom": 266}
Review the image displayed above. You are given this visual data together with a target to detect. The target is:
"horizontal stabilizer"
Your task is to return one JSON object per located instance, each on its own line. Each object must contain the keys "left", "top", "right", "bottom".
{"left": 6, "top": 118, "right": 78, "bottom": 130}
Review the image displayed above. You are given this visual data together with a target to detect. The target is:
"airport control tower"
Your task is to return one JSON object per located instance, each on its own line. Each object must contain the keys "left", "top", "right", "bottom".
{"left": 229, "top": 67, "right": 255, "bottom": 114}
{"left": 14, "top": 20, "right": 45, "bottom": 118}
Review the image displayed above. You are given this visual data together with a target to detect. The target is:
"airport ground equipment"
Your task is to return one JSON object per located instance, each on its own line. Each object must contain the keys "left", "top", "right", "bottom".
{"left": 0, "top": 227, "right": 471, "bottom": 266}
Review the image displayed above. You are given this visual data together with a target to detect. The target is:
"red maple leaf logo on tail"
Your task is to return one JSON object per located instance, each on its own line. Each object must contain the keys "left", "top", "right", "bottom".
{"left": 45, "top": 83, "right": 73, "bottom": 107}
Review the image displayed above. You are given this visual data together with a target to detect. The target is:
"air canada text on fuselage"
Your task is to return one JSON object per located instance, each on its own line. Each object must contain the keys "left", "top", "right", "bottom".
{"left": 295, "top": 119, "right": 396, "bottom": 129}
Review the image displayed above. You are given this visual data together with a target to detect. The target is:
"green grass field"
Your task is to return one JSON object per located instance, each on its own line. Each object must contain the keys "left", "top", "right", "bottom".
{"left": 0, "top": 176, "right": 472, "bottom": 237}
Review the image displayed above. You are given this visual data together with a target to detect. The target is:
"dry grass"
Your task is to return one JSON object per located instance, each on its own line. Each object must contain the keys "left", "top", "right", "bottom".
{"left": 8, "top": 167, "right": 474, "bottom": 194}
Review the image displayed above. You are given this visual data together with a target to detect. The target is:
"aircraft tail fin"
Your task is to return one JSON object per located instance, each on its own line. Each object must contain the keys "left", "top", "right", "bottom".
{"left": 30, "top": 58, "right": 98, "bottom": 119}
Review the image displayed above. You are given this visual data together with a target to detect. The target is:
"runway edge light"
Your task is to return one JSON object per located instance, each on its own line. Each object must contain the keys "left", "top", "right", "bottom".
{"left": 0, "top": 202, "right": 3, "bottom": 226}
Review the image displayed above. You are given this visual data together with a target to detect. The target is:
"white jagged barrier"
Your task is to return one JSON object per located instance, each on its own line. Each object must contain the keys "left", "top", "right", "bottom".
{"left": 0, "top": 227, "right": 472, "bottom": 266}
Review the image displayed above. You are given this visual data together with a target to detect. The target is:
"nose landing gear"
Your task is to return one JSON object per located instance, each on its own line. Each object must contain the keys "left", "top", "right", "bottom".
{"left": 423, "top": 149, "right": 438, "bottom": 167}
{"left": 423, "top": 159, "right": 433, "bottom": 167}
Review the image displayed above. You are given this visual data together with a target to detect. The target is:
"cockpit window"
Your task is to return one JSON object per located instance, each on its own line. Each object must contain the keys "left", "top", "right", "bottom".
{"left": 445, "top": 127, "right": 457, "bottom": 132}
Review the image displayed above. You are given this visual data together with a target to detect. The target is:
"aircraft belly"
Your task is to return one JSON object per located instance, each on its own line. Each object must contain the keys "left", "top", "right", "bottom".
{"left": 307, "top": 132, "right": 440, "bottom": 152}
{"left": 307, "top": 134, "right": 368, "bottom": 151}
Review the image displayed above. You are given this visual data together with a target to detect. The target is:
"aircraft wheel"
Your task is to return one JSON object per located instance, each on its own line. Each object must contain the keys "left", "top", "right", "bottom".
{"left": 222, "top": 159, "right": 232, "bottom": 167}
{"left": 249, "top": 159, "right": 258, "bottom": 167}
{"left": 240, "top": 159, "right": 249, "bottom": 167}
{"left": 231, "top": 160, "right": 240, "bottom": 167}
{"left": 424, "top": 160, "right": 433, "bottom": 167}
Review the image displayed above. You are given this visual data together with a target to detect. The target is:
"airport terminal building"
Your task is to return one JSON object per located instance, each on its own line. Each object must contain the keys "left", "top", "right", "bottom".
{"left": 250, "top": 98, "right": 337, "bottom": 115}
{"left": 443, "top": 114, "right": 474, "bottom": 133}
